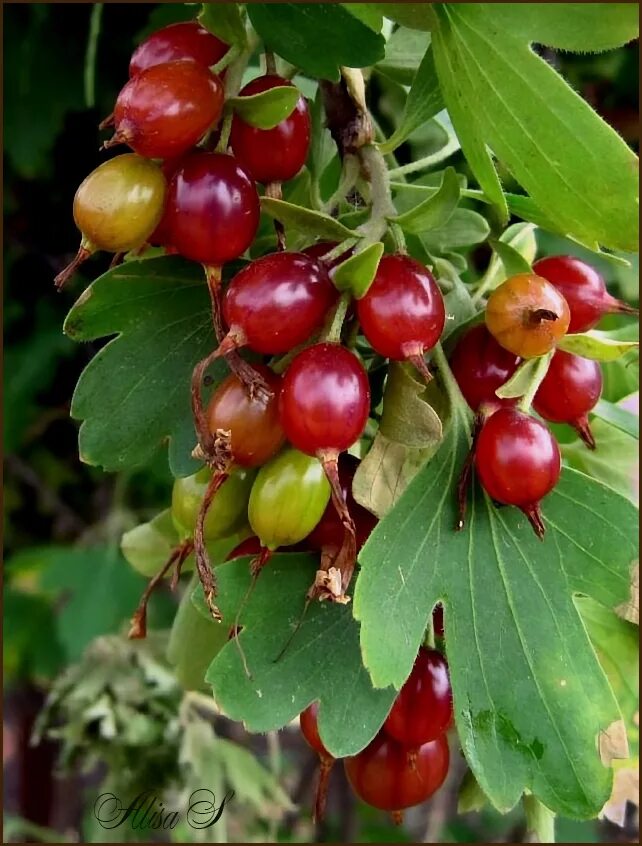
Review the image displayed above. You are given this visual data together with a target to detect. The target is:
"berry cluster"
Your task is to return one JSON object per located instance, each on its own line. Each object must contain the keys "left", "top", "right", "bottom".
{"left": 451, "top": 257, "right": 635, "bottom": 537}
{"left": 300, "top": 630, "right": 452, "bottom": 823}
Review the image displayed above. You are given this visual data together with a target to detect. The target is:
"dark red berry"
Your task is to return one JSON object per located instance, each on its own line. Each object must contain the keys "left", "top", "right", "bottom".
{"left": 533, "top": 351, "right": 602, "bottom": 449}
{"left": 306, "top": 454, "right": 377, "bottom": 552}
{"left": 109, "top": 61, "right": 224, "bottom": 159}
{"left": 165, "top": 152, "right": 260, "bottom": 264}
{"left": 344, "top": 731, "right": 449, "bottom": 815}
{"left": 226, "top": 536, "right": 263, "bottom": 561}
{"left": 230, "top": 75, "right": 311, "bottom": 184}
{"left": 533, "top": 255, "right": 638, "bottom": 334}
{"left": 129, "top": 21, "right": 229, "bottom": 77}
{"left": 356, "top": 254, "right": 445, "bottom": 381}
{"left": 449, "top": 324, "right": 520, "bottom": 412}
{"left": 279, "top": 343, "right": 370, "bottom": 456}
{"left": 302, "top": 241, "right": 353, "bottom": 269}
{"left": 148, "top": 154, "right": 190, "bottom": 249}
{"left": 384, "top": 648, "right": 453, "bottom": 747}
{"left": 206, "top": 366, "right": 285, "bottom": 467}
{"left": 474, "top": 407, "right": 561, "bottom": 538}
{"left": 219, "top": 252, "right": 337, "bottom": 355}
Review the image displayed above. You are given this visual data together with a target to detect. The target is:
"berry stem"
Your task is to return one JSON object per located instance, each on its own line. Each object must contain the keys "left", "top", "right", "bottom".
{"left": 319, "top": 237, "right": 359, "bottom": 264}
{"left": 314, "top": 756, "right": 335, "bottom": 822}
{"left": 517, "top": 350, "right": 554, "bottom": 413}
{"left": 128, "top": 540, "right": 193, "bottom": 639}
{"left": 264, "top": 48, "right": 277, "bottom": 75}
{"left": 234, "top": 546, "right": 273, "bottom": 679}
{"left": 322, "top": 153, "right": 360, "bottom": 215}
{"left": 357, "top": 143, "right": 397, "bottom": 248}
{"left": 203, "top": 264, "right": 225, "bottom": 341}
{"left": 53, "top": 241, "right": 95, "bottom": 290}
{"left": 210, "top": 43, "right": 241, "bottom": 76}
{"left": 194, "top": 471, "right": 230, "bottom": 622}
{"left": 323, "top": 292, "right": 352, "bottom": 343}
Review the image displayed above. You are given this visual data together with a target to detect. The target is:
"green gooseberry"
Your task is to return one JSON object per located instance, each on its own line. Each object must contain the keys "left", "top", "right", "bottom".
{"left": 171, "top": 466, "right": 255, "bottom": 542}
{"left": 248, "top": 447, "right": 331, "bottom": 550}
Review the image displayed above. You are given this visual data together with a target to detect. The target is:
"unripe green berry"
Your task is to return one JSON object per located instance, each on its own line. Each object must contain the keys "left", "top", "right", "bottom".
{"left": 73, "top": 153, "right": 167, "bottom": 253}
{"left": 248, "top": 448, "right": 331, "bottom": 549}
{"left": 171, "top": 466, "right": 255, "bottom": 542}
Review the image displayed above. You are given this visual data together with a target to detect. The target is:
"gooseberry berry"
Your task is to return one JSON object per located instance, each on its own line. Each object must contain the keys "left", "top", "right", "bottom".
{"left": 230, "top": 75, "right": 311, "bottom": 184}
{"left": 485, "top": 273, "right": 570, "bottom": 358}
{"left": 474, "top": 407, "right": 561, "bottom": 538}
{"left": 129, "top": 21, "right": 229, "bottom": 77}
{"left": 107, "top": 60, "right": 224, "bottom": 159}
{"left": 533, "top": 255, "right": 638, "bottom": 334}
{"left": 54, "top": 154, "right": 166, "bottom": 289}
{"left": 533, "top": 351, "right": 602, "bottom": 449}
{"left": 449, "top": 324, "right": 520, "bottom": 412}
{"left": 356, "top": 254, "right": 445, "bottom": 382}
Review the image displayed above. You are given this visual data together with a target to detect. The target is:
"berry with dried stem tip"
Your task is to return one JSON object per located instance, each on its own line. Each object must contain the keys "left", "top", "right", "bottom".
{"left": 449, "top": 324, "right": 520, "bottom": 412}
{"left": 356, "top": 254, "right": 446, "bottom": 383}
{"left": 384, "top": 647, "right": 453, "bottom": 747}
{"left": 534, "top": 255, "right": 638, "bottom": 334}
{"left": 129, "top": 21, "right": 229, "bottom": 77}
{"left": 214, "top": 252, "right": 337, "bottom": 358}
{"left": 54, "top": 154, "right": 166, "bottom": 289}
{"left": 105, "top": 61, "right": 224, "bottom": 159}
{"left": 230, "top": 75, "right": 311, "bottom": 184}
{"left": 300, "top": 702, "right": 335, "bottom": 822}
{"left": 474, "top": 407, "right": 561, "bottom": 539}
{"left": 485, "top": 273, "right": 570, "bottom": 358}
{"left": 190, "top": 367, "right": 285, "bottom": 621}
{"left": 279, "top": 343, "right": 371, "bottom": 603}
{"left": 344, "top": 730, "right": 449, "bottom": 822}
{"left": 533, "top": 351, "right": 602, "bottom": 449}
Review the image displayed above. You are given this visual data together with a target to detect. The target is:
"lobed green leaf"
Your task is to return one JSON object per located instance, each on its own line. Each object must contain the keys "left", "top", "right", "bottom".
{"left": 260, "top": 197, "right": 359, "bottom": 242}
{"left": 331, "top": 242, "right": 384, "bottom": 298}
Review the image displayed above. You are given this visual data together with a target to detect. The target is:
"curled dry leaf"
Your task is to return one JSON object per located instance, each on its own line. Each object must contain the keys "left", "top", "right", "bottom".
{"left": 598, "top": 718, "right": 630, "bottom": 767}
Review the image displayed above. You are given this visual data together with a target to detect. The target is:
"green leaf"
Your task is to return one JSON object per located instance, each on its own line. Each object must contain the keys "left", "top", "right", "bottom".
{"left": 198, "top": 2, "right": 247, "bottom": 47}
{"left": 4, "top": 588, "right": 65, "bottom": 682}
{"left": 432, "top": 4, "right": 639, "bottom": 252}
{"left": 64, "top": 256, "right": 226, "bottom": 478}
{"left": 489, "top": 239, "right": 533, "bottom": 278}
{"left": 523, "top": 795, "right": 556, "bottom": 844}
{"left": 376, "top": 27, "right": 431, "bottom": 85}
{"left": 557, "top": 330, "right": 639, "bottom": 362}
{"left": 483, "top": 4, "right": 639, "bottom": 53}
{"left": 343, "top": 4, "right": 383, "bottom": 32}
{"left": 228, "top": 86, "right": 300, "bottom": 130}
{"left": 592, "top": 398, "right": 639, "bottom": 440}
{"left": 205, "top": 553, "right": 396, "bottom": 757}
{"left": 332, "top": 242, "right": 384, "bottom": 298}
{"left": 391, "top": 167, "right": 460, "bottom": 234}
{"left": 458, "top": 769, "right": 489, "bottom": 814}
{"left": 379, "top": 363, "right": 443, "bottom": 447}
{"left": 216, "top": 735, "right": 295, "bottom": 813}
{"left": 421, "top": 209, "right": 491, "bottom": 252}
{"left": 478, "top": 223, "right": 538, "bottom": 296}
{"left": 260, "top": 197, "right": 359, "bottom": 242}
{"left": 495, "top": 358, "right": 541, "bottom": 400}
{"left": 379, "top": 47, "right": 444, "bottom": 153}
{"left": 353, "top": 407, "right": 638, "bottom": 817}
{"left": 374, "top": 3, "right": 438, "bottom": 31}
{"left": 246, "top": 4, "right": 385, "bottom": 81}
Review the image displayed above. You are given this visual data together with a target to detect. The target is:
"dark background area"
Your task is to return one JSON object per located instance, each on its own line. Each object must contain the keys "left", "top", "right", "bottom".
{"left": 3, "top": 4, "right": 639, "bottom": 843}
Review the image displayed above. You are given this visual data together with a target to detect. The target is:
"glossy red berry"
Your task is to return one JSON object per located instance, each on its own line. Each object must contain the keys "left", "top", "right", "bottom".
{"left": 300, "top": 702, "right": 330, "bottom": 758}
{"left": 485, "top": 273, "right": 570, "bottom": 358}
{"left": 230, "top": 75, "right": 311, "bottom": 184}
{"left": 533, "top": 255, "right": 638, "bottom": 334}
{"left": 226, "top": 536, "right": 263, "bottom": 561}
{"left": 165, "top": 152, "right": 260, "bottom": 264}
{"left": 533, "top": 351, "right": 602, "bottom": 449}
{"left": 302, "top": 241, "right": 353, "bottom": 269}
{"left": 280, "top": 344, "right": 371, "bottom": 456}
{"left": 206, "top": 366, "right": 285, "bottom": 467}
{"left": 356, "top": 254, "right": 445, "bottom": 381}
{"left": 220, "top": 252, "right": 337, "bottom": 355}
{"left": 449, "top": 324, "right": 520, "bottom": 412}
{"left": 129, "top": 21, "right": 229, "bottom": 77}
{"left": 344, "top": 731, "right": 449, "bottom": 814}
{"left": 109, "top": 61, "right": 224, "bottom": 159}
{"left": 306, "top": 454, "right": 377, "bottom": 552}
{"left": 384, "top": 648, "right": 453, "bottom": 747}
{"left": 474, "top": 407, "right": 561, "bottom": 538}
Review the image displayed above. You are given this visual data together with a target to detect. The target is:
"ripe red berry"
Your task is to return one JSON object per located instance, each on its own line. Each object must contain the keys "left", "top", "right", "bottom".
{"left": 533, "top": 351, "right": 602, "bottom": 449}
{"left": 109, "top": 60, "right": 224, "bottom": 159}
{"left": 485, "top": 273, "right": 570, "bottom": 358}
{"left": 384, "top": 648, "right": 453, "bottom": 747}
{"left": 302, "top": 241, "right": 353, "bottom": 268}
{"left": 280, "top": 344, "right": 370, "bottom": 456}
{"left": 533, "top": 255, "right": 638, "bottom": 334}
{"left": 226, "top": 536, "right": 263, "bottom": 561}
{"left": 205, "top": 366, "right": 285, "bottom": 467}
{"left": 356, "top": 254, "right": 445, "bottom": 381}
{"left": 165, "top": 152, "right": 260, "bottom": 264}
{"left": 474, "top": 407, "right": 561, "bottom": 538}
{"left": 306, "top": 454, "right": 377, "bottom": 553}
{"left": 219, "top": 252, "right": 337, "bottom": 355}
{"left": 449, "top": 324, "right": 520, "bottom": 412}
{"left": 129, "top": 21, "right": 229, "bottom": 77}
{"left": 344, "top": 731, "right": 449, "bottom": 816}
{"left": 230, "top": 75, "right": 311, "bottom": 184}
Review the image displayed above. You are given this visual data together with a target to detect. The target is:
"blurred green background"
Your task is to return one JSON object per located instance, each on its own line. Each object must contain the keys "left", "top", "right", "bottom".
{"left": 3, "top": 4, "right": 639, "bottom": 843}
